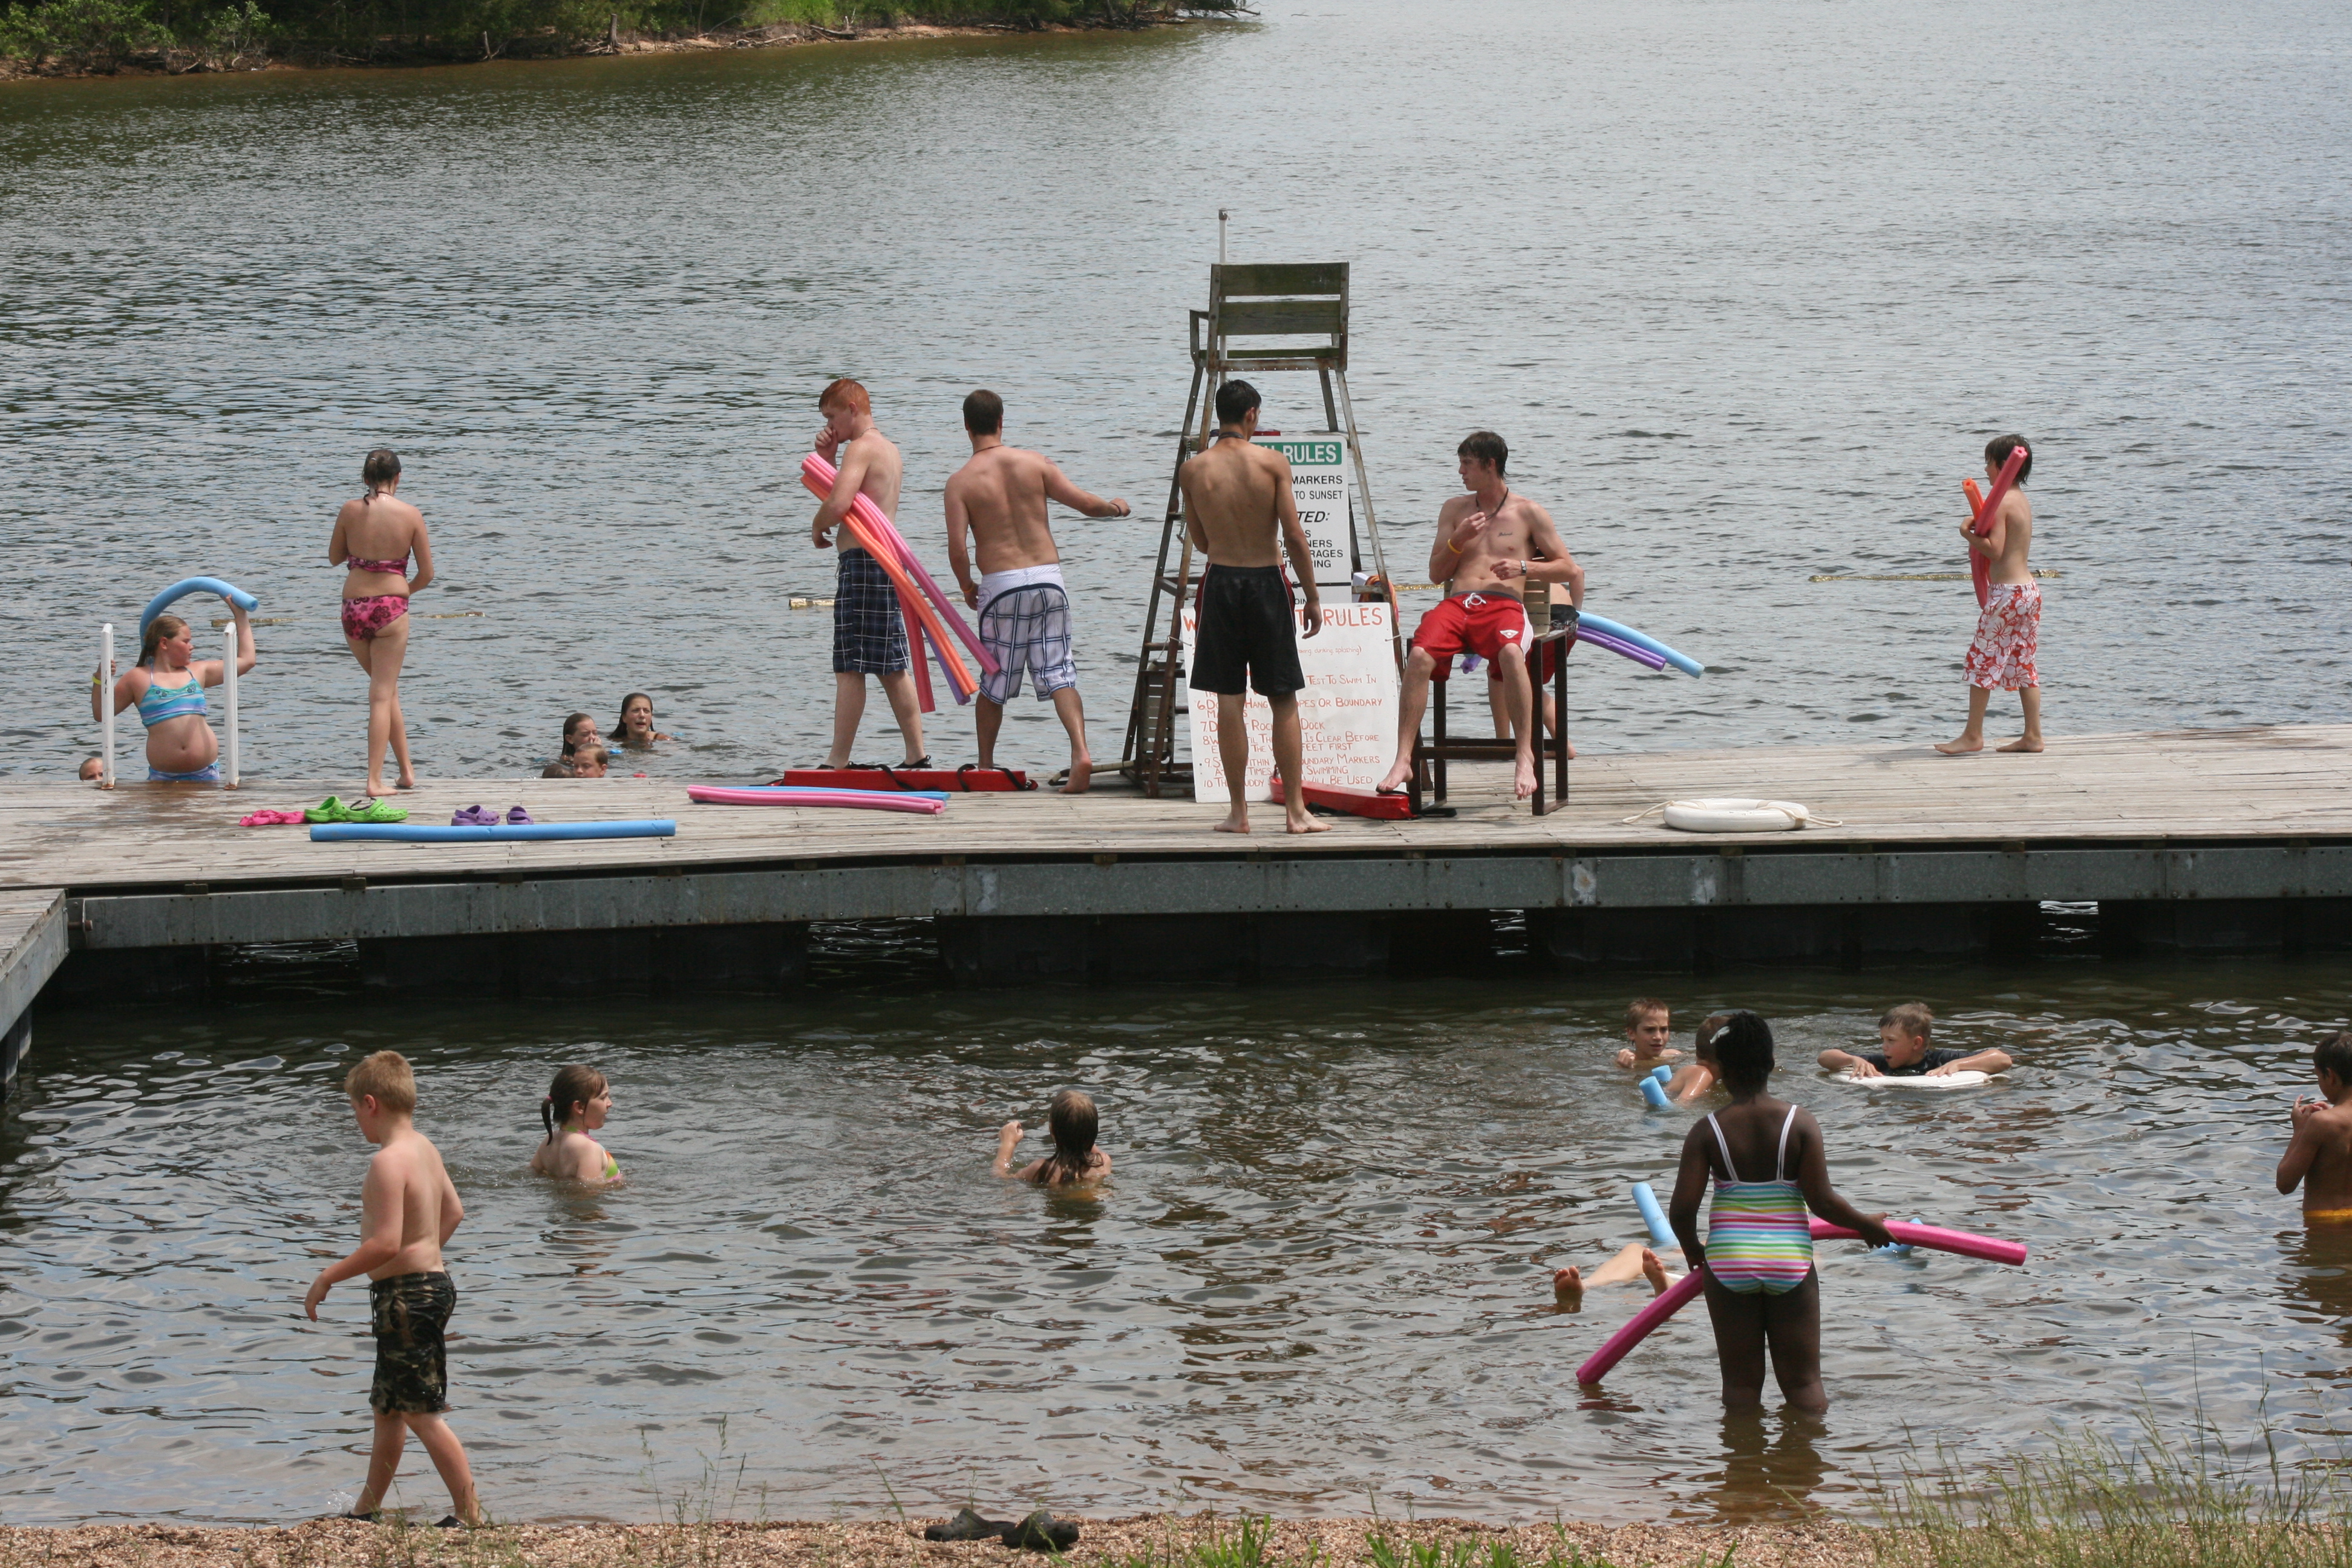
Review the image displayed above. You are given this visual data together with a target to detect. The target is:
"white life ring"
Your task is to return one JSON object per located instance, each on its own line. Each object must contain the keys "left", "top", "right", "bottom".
{"left": 1835, "top": 1070, "right": 1993, "bottom": 1090}
{"left": 1661, "top": 798, "right": 1814, "bottom": 834}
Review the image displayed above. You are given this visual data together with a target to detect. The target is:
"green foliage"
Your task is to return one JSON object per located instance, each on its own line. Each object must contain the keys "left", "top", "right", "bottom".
{"left": 0, "top": 0, "right": 1144, "bottom": 67}
{"left": 1877, "top": 1413, "right": 2352, "bottom": 1568}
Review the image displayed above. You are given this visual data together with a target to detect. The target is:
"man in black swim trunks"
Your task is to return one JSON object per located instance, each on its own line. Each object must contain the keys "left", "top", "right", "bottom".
{"left": 1177, "top": 380, "right": 1328, "bottom": 835}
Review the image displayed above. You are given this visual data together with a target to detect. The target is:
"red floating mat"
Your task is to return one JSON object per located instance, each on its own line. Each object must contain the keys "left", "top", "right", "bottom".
{"left": 1267, "top": 779, "right": 1414, "bottom": 820}
{"left": 771, "top": 766, "right": 1033, "bottom": 792}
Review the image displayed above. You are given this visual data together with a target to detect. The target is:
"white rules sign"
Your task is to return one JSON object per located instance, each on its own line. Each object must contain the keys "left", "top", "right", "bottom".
{"left": 1182, "top": 600, "right": 1399, "bottom": 804}
{"left": 1255, "top": 433, "right": 1353, "bottom": 587}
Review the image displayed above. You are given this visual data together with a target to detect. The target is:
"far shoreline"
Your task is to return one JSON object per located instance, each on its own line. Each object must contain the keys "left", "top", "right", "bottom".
{"left": 0, "top": 9, "right": 1227, "bottom": 85}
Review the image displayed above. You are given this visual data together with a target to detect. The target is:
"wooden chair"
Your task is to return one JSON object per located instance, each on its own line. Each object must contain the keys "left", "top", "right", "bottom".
{"left": 1406, "top": 609, "right": 1573, "bottom": 817}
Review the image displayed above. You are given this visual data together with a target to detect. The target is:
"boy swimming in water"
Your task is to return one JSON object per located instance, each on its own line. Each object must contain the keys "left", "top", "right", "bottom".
{"left": 2278, "top": 1031, "right": 2352, "bottom": 1224}
{"left": 303, "top": 1051, "right": 482, "bottom": 1526}
{"left": 1615, "top": 999, "right": 1681, "bottom": 1068}
{"left": 1816, "top": 1003, "right": 2013, "bottom": 1079}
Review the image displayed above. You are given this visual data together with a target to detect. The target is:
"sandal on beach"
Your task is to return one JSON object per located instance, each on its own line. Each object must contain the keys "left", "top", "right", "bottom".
{"left": 923, "top": 1508, "right": 1015, "bottom": 1543}
{"left": 1005, "top": 1512, "right": 1080, "bottom": 1552}
{"left": 304, "top": 796, "right": 356, "bottom": 823}
{"left": 348, "top": 798, "right": 409, "bottom": 824}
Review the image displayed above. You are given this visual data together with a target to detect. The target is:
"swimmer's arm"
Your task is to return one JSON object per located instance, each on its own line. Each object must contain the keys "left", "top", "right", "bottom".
{"left": 1818, "top": 1048, "right": 1877, "bottom": 1076}
{"left": 1964, "top": 508, "right": 2007, "bottom": 557}
{"left": 1791, "top": 1112, "right": 1892, "bottom": 1247}
{"left": 2278, "top": 1101, "right": 2327, "bottom": 1194}
{"left": 1614, "top": 1047, "right": 1636, "bottom": 1068}
{"left": 407, "top": 520, "right": 434, "bottom": 595}
{"left": 304, "top": 1152, "right": 407, "bottom": 1318}
{"left": 1667, "top": 1124, "right": 1712, "bottom": 1266}
{"left": 1270, "top": 453, "right": 1319, "bottom": 635}
{"left": 944, "top": 480, "right": 978, "bottom": 606}
{"left": 202, "top": 606, "right": 256, "bottom": 684}
{"left": 991, "top": 1120, "right": 1025, "bottom": 1177}
{"left": 1927, "top": 1048, "right": 2012, "bottom": 1077}
{"left": 1042, "top": 461, "right": 1129, "bottom": 519}
{"left": 815, "top": 443, "right": 872, "bottom": 547}
{"left": 1428, "top": 500, "right": 1477, "bottom": 583}
{"left": 570, "top": 1139, "right": 606, "bottom": 1183}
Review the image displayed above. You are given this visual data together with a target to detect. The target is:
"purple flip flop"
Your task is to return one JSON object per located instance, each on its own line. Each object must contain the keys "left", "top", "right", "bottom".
{"left": 506, "top": 806, "right": 534, "bottom": 825}
{"left": 451, "top": 805, "right": 499, "bottom": 826}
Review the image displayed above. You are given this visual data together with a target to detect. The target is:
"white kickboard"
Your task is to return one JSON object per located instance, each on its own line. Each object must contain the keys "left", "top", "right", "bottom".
{"left": 1835, "top": 1070, "right": 1993, "bottom": 1089}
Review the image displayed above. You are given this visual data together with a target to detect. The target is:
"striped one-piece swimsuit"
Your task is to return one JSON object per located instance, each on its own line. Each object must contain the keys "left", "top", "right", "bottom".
{"left": 1702, "top": 1108, "right": 1815, "bottom": 1295}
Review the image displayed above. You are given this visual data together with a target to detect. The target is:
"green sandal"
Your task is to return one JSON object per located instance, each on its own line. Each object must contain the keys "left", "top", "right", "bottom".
{"left": 304, "top": 796, "right": 356, "bottom": 823}
{"left": 348, "top": 798, "right": 409, "bottom": 824}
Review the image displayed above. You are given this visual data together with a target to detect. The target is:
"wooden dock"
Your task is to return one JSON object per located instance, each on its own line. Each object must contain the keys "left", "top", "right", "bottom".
{"left": 5, "top": 725, "right": 2352, "bottom": 1040}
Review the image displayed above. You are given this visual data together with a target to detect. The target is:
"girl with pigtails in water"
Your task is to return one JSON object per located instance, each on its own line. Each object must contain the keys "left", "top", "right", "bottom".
{"left": 531, "top": 1065, "right": 621, "bottom": 1183}
{"left": 993, "top": 1089, "right": 1111, "bottom": 1187}
{"left": 1667, "top": 1011, "right": 1891, "bottom": 1411}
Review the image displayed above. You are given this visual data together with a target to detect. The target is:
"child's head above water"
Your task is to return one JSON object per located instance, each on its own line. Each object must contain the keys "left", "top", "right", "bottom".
{"left": 562, "top": 712, "right": 596, "bottom": 754}
{"left": 1878, "top": 1002, "right": 1934, "bottom": 1067}
{"left": 1624, "top": 998, "right": 1671, "bottom": 1056}
{"left": 1694, "top": 1012, "right": 1731, "bottom": 1063}
{"left": 1040, "top": 1088, "right": 1101, "bottom": 1184}
{"left": 569, "top": 746, "right": 609, "bottom": 777}
{"left": 541, "top": 1063, "right": 610, "bottom": 1142}
{"left": 2315, "top": 1032, "right": 2352, "bottom": 1100}
{"left": 1713, "top": 1011, "right": 1774, "bottom": 1094}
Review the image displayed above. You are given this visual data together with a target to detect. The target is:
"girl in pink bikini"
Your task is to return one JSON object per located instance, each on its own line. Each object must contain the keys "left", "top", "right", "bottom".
{"left": 328, "top": 449, "right": 435, "bottom": 795}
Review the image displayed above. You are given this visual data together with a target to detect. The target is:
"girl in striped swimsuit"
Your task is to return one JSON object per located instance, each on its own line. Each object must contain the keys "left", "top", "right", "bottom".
{"left": 1667, "top": 1011, "right": 1892, "bottom": 1411}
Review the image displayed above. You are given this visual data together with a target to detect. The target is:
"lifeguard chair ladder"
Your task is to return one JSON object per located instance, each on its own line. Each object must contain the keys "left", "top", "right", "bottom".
{"left": 1118, "top": 262, "right": 1403, "bottom": 796}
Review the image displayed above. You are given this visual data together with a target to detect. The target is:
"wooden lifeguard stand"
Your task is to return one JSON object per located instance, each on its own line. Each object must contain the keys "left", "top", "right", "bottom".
{"left": 1118, "top": 262, "right": 1403, "bottom": 796}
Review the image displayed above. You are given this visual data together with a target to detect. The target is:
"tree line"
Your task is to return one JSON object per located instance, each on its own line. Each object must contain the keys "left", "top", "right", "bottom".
{"left": 1, "top": 0, "right": 1226, "bottom": 74}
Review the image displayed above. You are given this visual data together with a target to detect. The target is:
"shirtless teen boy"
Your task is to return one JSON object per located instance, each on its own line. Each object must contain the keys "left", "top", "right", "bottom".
{"left": 2278, "top": 1031, "right": 2352, "bottom": 1225}
{"left": 1374, "top": 431, "right": 1581, "bottom": 801}
{"left": 303, "top": 1050, "right": 482, "bottom": 1527}
{"left": 1176, "top": 379, "right": 1327, "bottom": 836}
{"left": 944, "top": 389, "right": 1130, "bottom": 794}
{"left": 1937, "top": 434, "right": 2042, "bottom": 756}
{"left": 811, "top": 379, "right": 927, "bottom": 771}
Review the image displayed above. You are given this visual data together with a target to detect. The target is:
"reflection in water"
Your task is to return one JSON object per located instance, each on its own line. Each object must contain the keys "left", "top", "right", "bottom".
{"left": 4, "top": 963, "right": 2351, "bottom": 1526}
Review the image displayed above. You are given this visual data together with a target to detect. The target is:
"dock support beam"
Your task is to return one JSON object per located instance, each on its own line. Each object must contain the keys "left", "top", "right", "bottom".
{"left": 358, "top": 921, "right": 808, "bottom": 997}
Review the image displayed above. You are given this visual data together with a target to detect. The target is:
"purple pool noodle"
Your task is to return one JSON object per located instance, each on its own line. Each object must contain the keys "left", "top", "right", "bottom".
{"left": 1576, "top": 627, "right": 1668, "bottom": 670}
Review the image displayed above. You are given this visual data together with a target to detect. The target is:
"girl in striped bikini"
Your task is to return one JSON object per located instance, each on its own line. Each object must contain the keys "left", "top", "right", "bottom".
{"left": 1667, "top": 1011, "right": 1892, "bottom": 1411}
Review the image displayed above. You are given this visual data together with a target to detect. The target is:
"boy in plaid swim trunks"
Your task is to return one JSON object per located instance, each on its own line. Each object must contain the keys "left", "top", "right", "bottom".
{"left": 811, "top": 378, "right": 930, "bottom": 769}
{"left": 303, "top": 1050, "right": 482, "bottom": 1526}
{"left": 945, "top": 389, "right": 1131, "bottom": 793}
{"left": 1936, "top": 434, "right": 2045, "bottom": 755}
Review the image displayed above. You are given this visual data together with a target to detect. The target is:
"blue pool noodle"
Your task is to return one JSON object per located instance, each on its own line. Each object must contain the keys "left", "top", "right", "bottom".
{"left": 1571, "top": 611, "right": 1704, "bottom": 678}
{"left": 1632, "top": 1182, "right": 1677, "bottom": 1250}
{"left": 312, "top": 820, "right": 677, "bottom": 843}
{"left": 1640, "top": 1076, "right": 1670, "bottom": 1109}
{"left": 1651, "top": 1065, "right": 1673, "bottom": 1084}
{"left": 141, "top": 577, "right": 259, "bottom": 637}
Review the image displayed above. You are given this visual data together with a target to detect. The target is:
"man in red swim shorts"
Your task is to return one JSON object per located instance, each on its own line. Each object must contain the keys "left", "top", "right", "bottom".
{"left": 1373, "top": 431, "right": 1581, "bottom": 801}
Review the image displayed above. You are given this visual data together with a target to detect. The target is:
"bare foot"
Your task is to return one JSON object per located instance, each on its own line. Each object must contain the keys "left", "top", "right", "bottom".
{"left": 1552, "top": 1266, "right": 1583, "bottom": 1304}
{"left": 1373, "top": 759, "right": 1413, "bottom": 792}
{"left": 1214, "top": 810, "right": 1251, "bottom": 834}
{"left": 1932, "top": 736, "right": 1984, "bottom": 755}
{"left": 1060, "top": 757, "right": 1093, "bottom": 794}
{"left": 365, "top": 778, "right": 391, "bottom": 799}
{"left": 1286, "top": 812, "right": 1332, "bottom": 835}
{"left": 1639, "top": 1248, "right": 1671, "bottom": 1295}
{"left": 1514, "top": 757, "right": 1538, "bottom": 799}
{"left": 1997, "top": 736, "right": 2044, "bottom": 753}
{"left": 1563, "top": 738, "right": 1576, "bottom": 760}
{"left": 395, "top": 771, "right": 417, "bottom": 791}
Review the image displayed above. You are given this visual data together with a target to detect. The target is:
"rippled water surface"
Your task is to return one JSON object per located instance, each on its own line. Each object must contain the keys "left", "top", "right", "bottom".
{"left": 3, "top": 0, "right": 2349, "bottom": 779}
{"left": 5, "top": 957, "right": 2352, "bottom": 1524}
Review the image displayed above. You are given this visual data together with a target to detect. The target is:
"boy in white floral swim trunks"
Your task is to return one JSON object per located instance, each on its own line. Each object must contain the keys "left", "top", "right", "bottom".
{"left": 1936, "top": 434, "right": 2043, "bottom": 755}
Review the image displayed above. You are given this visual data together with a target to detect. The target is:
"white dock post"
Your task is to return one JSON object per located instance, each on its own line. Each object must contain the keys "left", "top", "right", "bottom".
{"left": 223, "top": 621, "right": 240, "bottom": 789}
{"left": 100, "top": 623, "right": 116, "bottom": 789}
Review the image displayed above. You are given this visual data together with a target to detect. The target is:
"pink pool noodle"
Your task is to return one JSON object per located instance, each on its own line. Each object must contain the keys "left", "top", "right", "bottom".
{"left": 687, "top": 785, "right": 944, "bottom": 815}
{"left": 801, "top": 453, "right": 998, "bottom": 677}
{"left": 1573, "top": 1220, "right": 2028, "bottom": 1383}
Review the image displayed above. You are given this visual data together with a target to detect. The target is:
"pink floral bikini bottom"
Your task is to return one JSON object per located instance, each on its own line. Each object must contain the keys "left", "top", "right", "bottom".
{"left": 341, "top": 593, "right": 410, "bottom": 642}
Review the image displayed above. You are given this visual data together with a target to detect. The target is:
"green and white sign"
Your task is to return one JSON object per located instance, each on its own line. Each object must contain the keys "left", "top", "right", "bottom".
{"left": 1256, "top": 432, "right": 1354, "bottom": 587}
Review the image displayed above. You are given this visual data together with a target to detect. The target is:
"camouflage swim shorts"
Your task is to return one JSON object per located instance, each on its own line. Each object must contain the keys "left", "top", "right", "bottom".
{"left": 368, "top": 1270, "right": 456, "bottom": 1414}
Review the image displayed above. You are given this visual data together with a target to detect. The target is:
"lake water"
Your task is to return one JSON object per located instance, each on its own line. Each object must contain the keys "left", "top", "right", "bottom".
{"left": 4, "top": 953, "right": 2351, "bottom": 1524}
{"left": 2, "top": 0, "right": 2348, "bottom": 781}
{"left": 5, "top": 0, "right": 2352, "bottom": 1528}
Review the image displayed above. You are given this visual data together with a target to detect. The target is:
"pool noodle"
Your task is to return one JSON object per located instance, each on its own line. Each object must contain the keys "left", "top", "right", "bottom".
{"left": 1962, "top": 445, "right": 2030, "bottom": 609}
{"left": 1631, "top": 1181, "right": 1676, "bottom": 1250}
{"left": 685, "top": 786, "right": 944, "bottom": 814}
{"left": 708, "top": 786, "right": 952, "bottom": 799}
{"left": 1578, "top": 628, "right": 1669, "bottom": 671}
{"left": 801, "top": 453, "right": 997, "bottom": 678}
{"left": 1639, "top": 1076, "right": 1670, "bottom": 1108}
{"left": 1651, "top": 1065, "right": 1673, "bottom": 1083}
{"left": 1963, "top": 480, "right": 1990, "bottom": 607}
{"left": 141, "top": 577, "right": 258, "bottom": 637}
{"left": 795, "top": 457, "right": 976, "bottom": 703}
{"left": 1574, "top": 1219, "right": 2028, "bottom": 1383}
{"left": 1570, "top": 612, "right": 1703, "bottom": 677}
{"left": 312, "top": 820, "right": 678, "bottom": 842}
